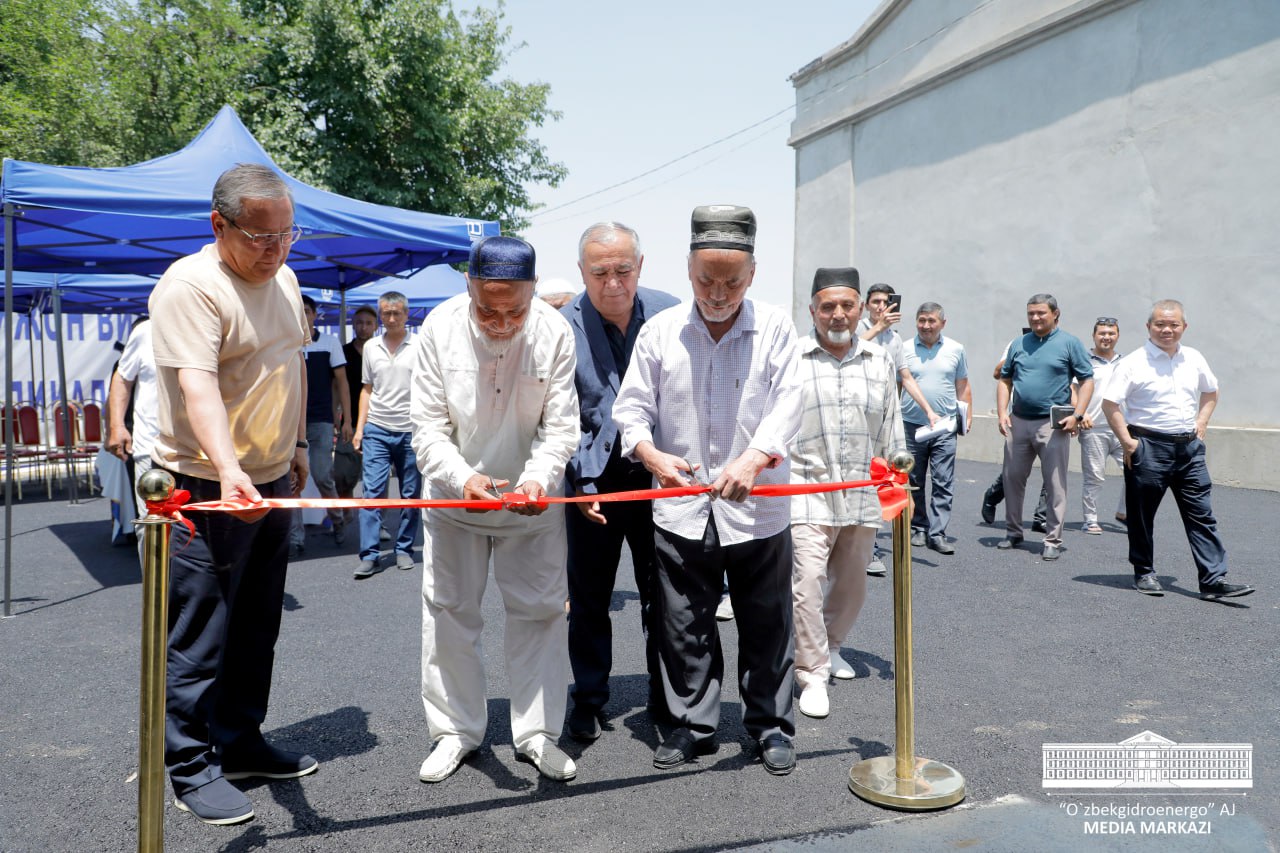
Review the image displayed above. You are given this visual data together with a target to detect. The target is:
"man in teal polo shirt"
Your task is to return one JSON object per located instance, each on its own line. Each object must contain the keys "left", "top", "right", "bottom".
{"left": 902, "top": 302, "right": 972, "bottom": 554}
{"left": 995, "top": 294, "right": 1093, "bottom": 560}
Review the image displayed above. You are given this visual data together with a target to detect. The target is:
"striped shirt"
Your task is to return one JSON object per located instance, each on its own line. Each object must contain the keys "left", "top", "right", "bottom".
{"left": 790, "top": 335, "right": 905, "bottom": 527}
{"left": 614, "top": 299, "right": 803, "bottom": 544}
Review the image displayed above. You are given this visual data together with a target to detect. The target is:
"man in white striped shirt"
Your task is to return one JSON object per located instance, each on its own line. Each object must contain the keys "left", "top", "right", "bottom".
{"left": 614, "top": 205, "right": 803, "bottom": 776}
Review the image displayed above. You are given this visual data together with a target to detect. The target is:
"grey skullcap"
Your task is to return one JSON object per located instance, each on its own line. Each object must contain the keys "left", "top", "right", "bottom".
{"left": 690, "top": 204, "right": 756, "bottom": 253}
{"left": 812, "top": 267, "right": 860, "bottom": 295}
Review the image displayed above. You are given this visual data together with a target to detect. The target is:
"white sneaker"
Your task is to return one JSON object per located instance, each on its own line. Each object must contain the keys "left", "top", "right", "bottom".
{"left": 830, "top": 650, "right": 856, "bottom": 680}
{"left": 866, "top": 557, "right": 887, "bottom": 576}
{"left": 418, "top": 737, "right": 472, "bottom": 783}
{"left": 715, "top": 595, "right": 734, "bottom": 621}
{"left": 516, "top": 738, "right": 577, "bottom": 781}
{"left": 798, "top": 684, "right": 830, "bottom": 719}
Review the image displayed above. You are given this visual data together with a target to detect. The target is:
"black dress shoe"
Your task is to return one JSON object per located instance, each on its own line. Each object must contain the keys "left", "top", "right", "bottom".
{"left": 1199, "top": 581, "right": 1255, "bottom": 601}
{"left": 927, "top": 536, "right": 955, "bottom": 555}
{"left": 980, "top": 501, "right": 997, "bottom": 525}
{"left": 566, "top": 705, "right": 602, "bottom": 742}
{"left": 1134, "top": 575, "right": 1164, "bottom": 596}
{"left": 653, "top": 729, "right": 716, "bottom": 769}
{"left": 758, "top": 734, "right": 795, "bottom": 776}
{"left": 1031, "top": 520, "right": 1047, "bottom": 533}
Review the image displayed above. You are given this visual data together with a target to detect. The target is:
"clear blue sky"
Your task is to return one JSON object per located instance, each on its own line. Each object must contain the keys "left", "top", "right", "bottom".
{"left": 477, "top": 1, "right": 881, "bottom": 312}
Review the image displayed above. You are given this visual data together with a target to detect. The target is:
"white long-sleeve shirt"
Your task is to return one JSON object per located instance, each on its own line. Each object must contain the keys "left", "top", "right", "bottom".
{"left": 613, "top": 299, "right": 803, "bottom": 544}
{"left": 410, "top": 293, "right": 579, "bottom": 532}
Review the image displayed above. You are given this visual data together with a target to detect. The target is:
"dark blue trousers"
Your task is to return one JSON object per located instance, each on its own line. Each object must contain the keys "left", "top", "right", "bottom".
{"left": 1123, "top": 434, "right": 1228, "bottom": 589}
{"left": 567, "top": 466, "right": 662, "bottom": 714}
{"left": 164, "top": 471, "right": 293, "bottom": 796}
{"left": 905, "top": 423, "right": 957, "bottom": 538}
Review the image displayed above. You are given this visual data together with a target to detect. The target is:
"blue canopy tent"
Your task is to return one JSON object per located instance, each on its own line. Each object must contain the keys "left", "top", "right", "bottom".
{"left": 7, "top": 264, "right": 465, "bottom": 317}
{"left": 1, "top": 105, "right": 496, "bottom": 287}
{"left": 1, "top": 105, "right": 497, "bottom": 615}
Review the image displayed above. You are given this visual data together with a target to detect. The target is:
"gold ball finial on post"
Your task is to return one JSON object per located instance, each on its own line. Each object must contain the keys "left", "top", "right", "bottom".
{"left": 134, "top": 464, "right": 176, "bottom": 852}
{"left": 888, "top": 447, "right": 915, "bottom": 476}
{"left": 849, "top": 443, "right": 964, "bottom": 810}
{"left": 137, "top": 468, "right": 175, "bottom": 511}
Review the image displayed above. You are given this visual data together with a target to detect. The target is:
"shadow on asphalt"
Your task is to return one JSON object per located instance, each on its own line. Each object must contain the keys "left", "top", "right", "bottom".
{"left": 1071, "top": 572, "right": 1252, "bottom": 606}
{"left": 609, "top": 588, "right": 639, "bottom": 612}
{"left": 834, "top": 647, "right": 894, "bottom": 681}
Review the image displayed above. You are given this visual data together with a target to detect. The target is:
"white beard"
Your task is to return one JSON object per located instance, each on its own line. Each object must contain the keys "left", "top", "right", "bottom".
{"left": 470, "top": 313, "right": 517, "bottom": 356}
{"left": 825, "top": 328, "right": 853, "bottom": 345}
{"left": 698, "top": 301, "right": 739, "bottom": 324}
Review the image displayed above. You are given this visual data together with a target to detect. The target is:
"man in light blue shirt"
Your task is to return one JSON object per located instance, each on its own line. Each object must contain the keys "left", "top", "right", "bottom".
{"left": 901, "top": 302, "right": 971, "bottom": 554}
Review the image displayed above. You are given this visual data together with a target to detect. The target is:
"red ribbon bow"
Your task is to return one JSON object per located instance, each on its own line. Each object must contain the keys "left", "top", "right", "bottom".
{"left": 870, "top": 457, "right": 910, "bottom": 520}
{"left": 144, "top": 488, "right": 196, "bottom": 539}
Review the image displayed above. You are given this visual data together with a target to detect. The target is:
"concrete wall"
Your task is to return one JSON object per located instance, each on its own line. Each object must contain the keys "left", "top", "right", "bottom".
{"left": 790, "top": 0, "right": 1280, "bottom": 489}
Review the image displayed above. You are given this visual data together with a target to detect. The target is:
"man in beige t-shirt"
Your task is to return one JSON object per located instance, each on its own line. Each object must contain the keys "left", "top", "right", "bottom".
{"left": 148, "top": 163, "right": 315, "bottom": 826}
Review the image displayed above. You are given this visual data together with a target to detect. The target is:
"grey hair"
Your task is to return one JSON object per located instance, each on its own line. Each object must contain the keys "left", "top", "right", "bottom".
{"left": 1027, "top": 293, "right": 1059, "bottom": 314}
{"left": 211, "top": 163, "right": 292, "bottom": 220}
{"left": 378, "top": 291, "right": 408, "bottom": 311}
{"left": 1149, "top": 299, "right": 1185, "bottom": 323}
{"left": 916, "top": 301, "right": 945, "bottom": 320}
{"left": 578, "top": 221, "right": 642, "bottom": 262}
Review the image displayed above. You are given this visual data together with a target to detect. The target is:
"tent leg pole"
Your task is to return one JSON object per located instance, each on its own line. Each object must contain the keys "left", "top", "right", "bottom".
{"left": 52, "top": 279, "right": 78, "bottom": 504}
{"left": 4, "top": 203, "right": 16, "bottom": 618}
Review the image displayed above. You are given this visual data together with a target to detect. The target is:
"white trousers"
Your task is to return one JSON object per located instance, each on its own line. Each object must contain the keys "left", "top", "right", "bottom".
{"left": 1079, "top": 428, "right": 1126, "bottom": 523}
{"left": 791, "top": 522, "right": 876, "bottom": 689}
{"left": 420, "top": 512, "right": 568, "bottom": 751}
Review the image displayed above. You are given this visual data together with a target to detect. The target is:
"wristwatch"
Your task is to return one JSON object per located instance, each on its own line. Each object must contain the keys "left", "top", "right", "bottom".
{"left": 296, "top": 440, "right": 309, "bottom": 449}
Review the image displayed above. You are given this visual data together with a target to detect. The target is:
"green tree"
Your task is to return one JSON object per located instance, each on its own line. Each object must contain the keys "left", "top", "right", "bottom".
{"left": 242, "top": 0, "right": 564, "bottom": 230}
{"left": 1, "top": 0, "right": 563, "bottom": 230}
{"left": 97, "top": 0, "right": 266, "bottom": 164}
{"left": 0, "top": 0, "right": 113, "bottom": 165}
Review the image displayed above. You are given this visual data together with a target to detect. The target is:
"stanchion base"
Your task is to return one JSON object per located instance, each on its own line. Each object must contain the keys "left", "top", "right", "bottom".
{"left": 849, "top": 755, "right": 966, "bottom": 811}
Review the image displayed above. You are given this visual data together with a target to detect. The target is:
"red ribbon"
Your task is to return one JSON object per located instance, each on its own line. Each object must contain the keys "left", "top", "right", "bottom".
{"left": 143, "top": 488, "right": 196, "bottom": 539}
{"left": 169, "top": 457, "right": 910, "bottom": 521}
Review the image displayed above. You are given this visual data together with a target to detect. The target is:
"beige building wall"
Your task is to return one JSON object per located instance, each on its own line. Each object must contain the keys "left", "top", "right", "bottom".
{"left": 789, "top": 0, "right": 1280, "bottom": 489}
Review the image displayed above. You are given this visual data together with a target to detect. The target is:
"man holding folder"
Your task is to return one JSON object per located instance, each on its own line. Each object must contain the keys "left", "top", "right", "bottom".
{"left": 902, "top": 302, "right": 971, "bottom": 555}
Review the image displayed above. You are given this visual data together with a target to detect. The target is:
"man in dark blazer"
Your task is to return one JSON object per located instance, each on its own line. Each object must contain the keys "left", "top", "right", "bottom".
{"left": 561, "top": 222, "right": 680, "bottom": 742}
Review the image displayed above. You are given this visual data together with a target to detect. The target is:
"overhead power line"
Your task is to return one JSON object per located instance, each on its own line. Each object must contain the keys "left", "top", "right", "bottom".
{"left": 529, "top": 0, "right": 998, "bottom": 220}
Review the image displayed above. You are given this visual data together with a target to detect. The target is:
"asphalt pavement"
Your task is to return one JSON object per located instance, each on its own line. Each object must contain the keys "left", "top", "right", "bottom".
{"left": 1, "top": 459, "right": 1275, "bottom": 852}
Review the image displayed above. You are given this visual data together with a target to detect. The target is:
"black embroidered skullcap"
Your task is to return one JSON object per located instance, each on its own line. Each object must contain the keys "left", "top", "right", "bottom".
{"left": 468, "top": 235, "right": 536, "bottom": 280}
{"left": 811, "top": 267, "right": 860, "bottom": 295}
{"left": 690, "top": 205, "right": 756, "bottom": 253}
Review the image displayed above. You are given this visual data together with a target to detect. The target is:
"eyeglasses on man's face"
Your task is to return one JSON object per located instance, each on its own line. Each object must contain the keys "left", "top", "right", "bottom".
{"left": 224, "top": 216, "right": 303, "bottom": 248}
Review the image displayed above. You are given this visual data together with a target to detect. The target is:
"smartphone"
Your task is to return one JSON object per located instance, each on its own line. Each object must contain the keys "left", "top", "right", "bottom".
{"left": 887, "top": 294, "right": 903, "bottom": 311}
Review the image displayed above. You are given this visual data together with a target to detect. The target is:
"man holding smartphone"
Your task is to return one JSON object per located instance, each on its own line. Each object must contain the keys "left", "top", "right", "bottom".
{"left": 857, "top": 282, "right": 940, "bottom": 580}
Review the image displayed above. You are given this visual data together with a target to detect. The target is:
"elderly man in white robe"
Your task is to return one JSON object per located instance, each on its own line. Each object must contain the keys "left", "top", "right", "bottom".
{"left": 410, "top": 235, "right": 581, "bottom": 784}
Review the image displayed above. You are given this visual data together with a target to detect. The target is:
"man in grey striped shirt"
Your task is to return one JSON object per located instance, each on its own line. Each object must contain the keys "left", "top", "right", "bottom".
{"left": 790, "top": 267, "right": 905, "bottom": 719}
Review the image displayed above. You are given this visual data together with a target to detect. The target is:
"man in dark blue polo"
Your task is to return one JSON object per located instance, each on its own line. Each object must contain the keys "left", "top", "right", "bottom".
{"left": 995, "top": 294, "right": 1093, "bottom": 560}
{"left": 562, "top": 222, "right": 679, "bottom": 742}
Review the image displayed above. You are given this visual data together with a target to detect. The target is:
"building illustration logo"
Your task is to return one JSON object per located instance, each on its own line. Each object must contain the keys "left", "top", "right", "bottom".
{"left": 1043, "top": 731, "right": 1252, "bottom": 789}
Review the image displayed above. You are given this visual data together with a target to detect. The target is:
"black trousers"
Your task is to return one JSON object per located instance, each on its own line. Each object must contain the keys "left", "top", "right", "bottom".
{"left": 164, "top": 471, "right": 293, "bottom": 796}
{"left": 1123, "top": 433, "right": 1227, "bottom": 589}
{"left": 566, "top": 466, "right": 662, "bottom": 714}
{"left": 653, "top": 517, "right": 795, "bottom": 744}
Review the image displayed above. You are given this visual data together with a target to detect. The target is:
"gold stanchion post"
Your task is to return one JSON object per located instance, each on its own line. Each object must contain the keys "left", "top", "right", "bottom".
{"left": 849, "top": 449, "right": 965, "bottom": 810}
{"left": 136, "top": 469, "right": 176, "bottom": 852}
